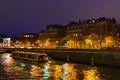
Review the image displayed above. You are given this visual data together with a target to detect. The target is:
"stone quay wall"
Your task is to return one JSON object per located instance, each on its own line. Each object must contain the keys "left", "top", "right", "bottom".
{"left": 4, "top": 48, "right": 120, "bottom": 67}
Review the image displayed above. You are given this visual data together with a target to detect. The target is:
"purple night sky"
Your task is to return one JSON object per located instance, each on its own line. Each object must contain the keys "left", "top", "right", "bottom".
{"left": 0, "top": 0, "right": 120, "bottom": 36}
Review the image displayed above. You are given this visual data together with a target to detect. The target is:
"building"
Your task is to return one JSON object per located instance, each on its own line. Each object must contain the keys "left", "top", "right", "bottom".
{"left": 0, "top": 33, "right": 7, "bottom": 48}
{"left": 38, "top": 24, "right": 65, "bottom": 48}
{"left": 11, "top": 33, "right": 39, "bottom": 48}
{"left": 117, "top": 26, "right": 120, "bottom": 48}
{"left": 66, "top": 17, "right": 118, "bottom": 49}
{"left": 10, "top": 17, "right": 118, "bottom": 49}
{"left": 37, "top": 17, "right": 119, "bottom": 49}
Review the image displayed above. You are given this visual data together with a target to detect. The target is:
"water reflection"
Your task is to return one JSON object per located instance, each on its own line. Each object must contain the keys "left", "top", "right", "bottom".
{"left": 43, "top": 63, "right": 51, "bottom": 79}
{"left": 83, "top": 67, "right": 100, "bottom": 80}
{"left": 1, "top": 53, "right": 14, "bottom": 73}
{"left": 30, "top": 65, "right": 43, "bottom": 77}
{"left": 0, "top": 53, "right": 120, "bottom": 80}
{"left": 50, "top": 65, "right": 62, "bottom": 80}
{"left": 1, "top": 53, "right": 79, "bottom": 80}
{"left": 62, "top": 63, "right": 77, "bottom": 80}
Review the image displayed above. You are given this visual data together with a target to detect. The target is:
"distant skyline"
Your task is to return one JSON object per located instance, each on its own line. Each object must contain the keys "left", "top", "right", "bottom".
{"left": 0, "top": 0, "right": 120, "bottom": 36}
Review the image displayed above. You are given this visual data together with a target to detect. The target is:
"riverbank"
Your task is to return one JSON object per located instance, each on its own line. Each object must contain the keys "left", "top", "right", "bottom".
{"left": 2, "top": 48, "right": 120, "bottom": 67}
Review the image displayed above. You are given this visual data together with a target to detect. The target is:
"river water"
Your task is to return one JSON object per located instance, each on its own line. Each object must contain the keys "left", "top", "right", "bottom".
{"left": 0, "top": 53, "right": 120, "bottom": 80}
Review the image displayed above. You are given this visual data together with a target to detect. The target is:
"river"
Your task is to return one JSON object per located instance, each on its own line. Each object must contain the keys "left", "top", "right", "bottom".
{"left": 0, "top": 53, "right": 120, "bottom": 80}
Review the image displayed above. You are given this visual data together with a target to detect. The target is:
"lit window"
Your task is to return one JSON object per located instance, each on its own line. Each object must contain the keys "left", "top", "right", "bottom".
{"left": 92, "top": 20, "right": 95, "bottom": 23}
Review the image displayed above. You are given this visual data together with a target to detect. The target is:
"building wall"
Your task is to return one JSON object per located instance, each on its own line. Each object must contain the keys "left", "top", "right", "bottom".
{"left": 38, "top": 18, "right": 119, "bottom": 49}
{"left": 39, "top": 25, "right": 65, "bottom": 48}
{"left": 66, "top": 18, "right": 118, "bottom": 49}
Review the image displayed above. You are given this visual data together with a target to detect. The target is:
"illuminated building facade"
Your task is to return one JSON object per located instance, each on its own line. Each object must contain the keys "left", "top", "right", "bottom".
{"left": 117, "top": 26, "right": 120, "bottom": 47}
{"left": 38, "top": 17, "right": 119, "bottom": 49}
{"left": 66, "top": 17, "right": 118, "bottom": 49}
{"left": 21, "top": 33, "right": 39, "bottom": 48}
{"left": 10, "top": 33, "right": 38, "bottom": 48}
{"left": 38, "top": 24, "right": 65, "bottom": 48}
{"left": 9, "top": 17, "right": 118, "bottom": 49}
{"left": 0, "top": 34, "right": 7, "bottom": 48}
{"left": 36, "top": 17, "right": 119, "bottom": 49}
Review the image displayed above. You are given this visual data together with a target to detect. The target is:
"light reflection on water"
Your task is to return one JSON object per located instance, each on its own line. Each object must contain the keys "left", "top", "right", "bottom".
{"left": 83, "top": 67, "right": 100, "bottom": 80}
{"left": 0, "top": 53, "right": 120, "bottom": 80}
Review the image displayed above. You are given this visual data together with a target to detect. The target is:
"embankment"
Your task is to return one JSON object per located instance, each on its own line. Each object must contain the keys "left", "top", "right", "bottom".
{"left": 4, "top": 48, "right": 120, "bottom": 67}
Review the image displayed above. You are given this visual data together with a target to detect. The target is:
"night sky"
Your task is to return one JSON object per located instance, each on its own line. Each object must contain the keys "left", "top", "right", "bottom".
{"left": 1, "top": 0, "right": 120, "bottom": 36}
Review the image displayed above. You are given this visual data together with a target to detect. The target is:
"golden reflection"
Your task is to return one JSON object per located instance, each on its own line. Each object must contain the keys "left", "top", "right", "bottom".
{"left": 15, "top": 66, "right": 22, "bottom": 71}
{"left": 62, "top": 63, "right": 77, "bottom": 80}
{"left": 50, "top": 65, "right": 62, "bottom": 80}
{"left": 2, "top": 53, "right": 14, "bottom": 72}
{"left": 105, "top": 36, "right": 115, "bottom": 47}
{"left": 42, "top": 63, "right": 51, "bottom": 80}
{"left": 83, "top": 67, "right": 100, "bottom": 80}
{"left": 30, "top": 65, "right": 43, "bottom": 77}
{"left": 2, "top": 53, "right": 12, "bottom": 59}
